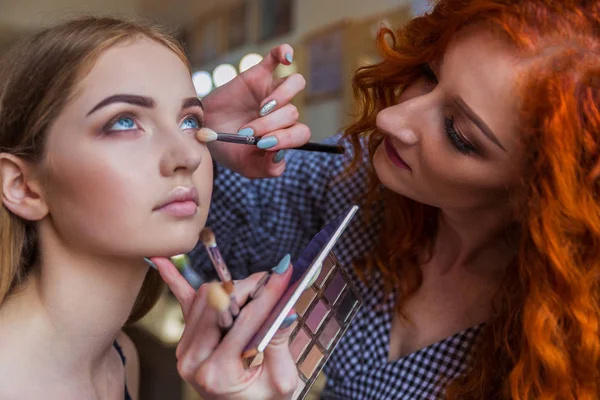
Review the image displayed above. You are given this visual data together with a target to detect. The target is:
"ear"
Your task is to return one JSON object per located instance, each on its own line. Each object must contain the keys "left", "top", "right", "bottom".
{"left": 0, "top": 153, "right": 49, "bottom": 221}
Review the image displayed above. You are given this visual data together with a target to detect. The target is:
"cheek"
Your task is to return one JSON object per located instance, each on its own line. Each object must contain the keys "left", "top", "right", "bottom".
{"left": 42, "top": 149, "right": 148, "bottom": 237}
{"left": 192, "top": 149, "right": 213, "bottom": 213}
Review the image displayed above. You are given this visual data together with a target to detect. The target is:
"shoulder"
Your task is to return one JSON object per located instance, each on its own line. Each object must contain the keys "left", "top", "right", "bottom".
{"left": 117, "top": 330, "right": 140, "bottom": 400}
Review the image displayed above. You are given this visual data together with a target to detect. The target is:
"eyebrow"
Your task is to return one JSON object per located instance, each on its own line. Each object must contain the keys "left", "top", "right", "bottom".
{"left": 183, "top": 97, "right": 203, "bottom": 110}
{"left": 87, "top": 94, "right": 155, "bottom": 116}
{"left": 453, "top": 97, "right": 507, "bottom": 152}
{"left": 87, "top": 95, "right": 203, "bottom": 116}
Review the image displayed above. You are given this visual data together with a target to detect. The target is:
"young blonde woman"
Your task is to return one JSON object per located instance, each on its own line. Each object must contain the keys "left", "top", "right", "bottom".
{"left": 0, "top": 17, "right": 306, "bottom": 400}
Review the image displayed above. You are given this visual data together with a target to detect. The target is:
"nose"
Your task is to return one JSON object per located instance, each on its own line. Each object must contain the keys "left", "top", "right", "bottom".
{"left": 376, "top": 105, "right": 419, "bottom": 146}
{"left": 159, "top": 128, "right": 203, "bottom": 177}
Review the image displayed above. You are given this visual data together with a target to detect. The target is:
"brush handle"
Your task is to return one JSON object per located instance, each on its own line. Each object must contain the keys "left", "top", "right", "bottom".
{"left": 215, "top": 132, "right": 344, "bottom": 154}
{"left": 295, "top": 142, "right": 344, "bottom": 154}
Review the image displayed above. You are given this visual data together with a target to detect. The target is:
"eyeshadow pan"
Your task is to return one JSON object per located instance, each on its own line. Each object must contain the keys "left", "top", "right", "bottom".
{"left": 295, "top": 287, "right": 317, "bottom": 317}
{"left": 318, "top": 318, "right": 341, "bottom": 350}
{"left": 336, "top": 290, "right": 359, "bottom": 323}
{"left": 299, "top": 345, "right": 324, "bottom": 378}
{"left": 314, "top": 256, "right": 335, "bottom": 288}
{"left": 290, "top": 328, "right": 311, "bottom": 363}
{"left": 306, "top": 300, "right": 329, "bottom": 333}
{"left": 324, "top": 272, "right": 346, "bottom": 305}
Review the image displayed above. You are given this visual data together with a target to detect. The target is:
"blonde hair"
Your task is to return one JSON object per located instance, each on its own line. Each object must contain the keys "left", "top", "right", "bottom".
{"left": 0, "top": 16, "right": 189, "bottom": 323}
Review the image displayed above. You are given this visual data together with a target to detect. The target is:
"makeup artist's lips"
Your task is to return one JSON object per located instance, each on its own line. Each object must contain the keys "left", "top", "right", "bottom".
{"left": 154, "top": 186, "right": 199, "bottom": 217}
{"left": 384, "top": 137, "right": 411, "bottom": 170}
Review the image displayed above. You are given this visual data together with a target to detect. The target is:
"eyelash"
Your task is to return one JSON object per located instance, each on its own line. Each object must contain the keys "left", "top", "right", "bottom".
{"left": 420, "top": 64, "right": 476, "bottom": 155}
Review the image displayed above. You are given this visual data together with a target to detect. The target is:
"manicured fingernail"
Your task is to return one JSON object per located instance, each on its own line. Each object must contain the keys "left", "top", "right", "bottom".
{"left": 143, "top": 257, "right": 158, "bottom": 270}
{"left": 257, "top": 136, "right": 278, "bottom": 149}
{"left": 259, "top": 99, "right": 277, "bottom": 116}
{"left": 272, "top": 254, "right": 291, "bottom": 274}
{"left": 237, "top": 127, "right": 254, "bottom": 136}
{"left": 280, "top": 313, "right": 298, "bottom": 329}
{"left": 285, "top": 52, "right": 293, "bottom": 63}
{"left": 272, "top": 149, "right": 286, "bottom": 163}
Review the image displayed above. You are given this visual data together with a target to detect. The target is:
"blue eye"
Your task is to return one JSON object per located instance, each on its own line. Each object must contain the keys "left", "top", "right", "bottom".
{"left": 108, "top": 116, "right": 137, "bottom": 131}
{"left": 180, "top": 116, "right": 200, "bottom": 130}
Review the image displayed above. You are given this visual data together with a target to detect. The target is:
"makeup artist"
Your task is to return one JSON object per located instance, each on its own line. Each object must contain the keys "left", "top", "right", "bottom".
{"left": 191, "top": 0, "right": 600, "bottom": 399}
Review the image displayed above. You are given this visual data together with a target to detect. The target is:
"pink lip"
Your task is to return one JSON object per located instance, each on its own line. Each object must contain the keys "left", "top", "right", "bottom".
{"left": 154, "top": 186, "right": 199, "bottom": 217}
{"left": 384, "top": 138, "right": 411, "bottom": 170}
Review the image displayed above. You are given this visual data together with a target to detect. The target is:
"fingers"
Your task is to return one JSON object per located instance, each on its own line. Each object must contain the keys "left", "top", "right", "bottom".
{"left": 176, "top": 273, "right": 265, "bottom": 364}
{"left": 151, "top": 256, "right": 195, "bottom": 318}
{"left": 242, "top": 103, "right": 299, "bottom": 139}
{"left": 217, "top": 256, "right": 294, "bottom": 357}
{"left": 176, "top": 284, "right": 221, "bottom": 373}
{"left": 257, "top": 73, "right": 306, "bottom": 117}
{"left": 256, "top": 43, "right": 294, "bottom": 73}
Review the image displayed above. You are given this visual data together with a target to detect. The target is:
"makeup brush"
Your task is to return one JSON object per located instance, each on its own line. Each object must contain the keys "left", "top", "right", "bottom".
{"left": 196, "top": 127, "right": 345, "bottom": 155}
{"left": 206, "top": 282, "right": 233, "bottom": 330}
{"left": 200, "top": 227, "right": 234, "bottom": 294}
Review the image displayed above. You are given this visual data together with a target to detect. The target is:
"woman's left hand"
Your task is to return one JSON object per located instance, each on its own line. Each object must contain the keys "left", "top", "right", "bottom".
{"left": 201, "top": 44, "right": 309, "bottom": 179}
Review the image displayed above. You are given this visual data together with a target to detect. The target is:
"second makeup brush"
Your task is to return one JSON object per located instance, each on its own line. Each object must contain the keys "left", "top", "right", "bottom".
{"left": 196, "top": 127, "right": 345, "bottom": 155}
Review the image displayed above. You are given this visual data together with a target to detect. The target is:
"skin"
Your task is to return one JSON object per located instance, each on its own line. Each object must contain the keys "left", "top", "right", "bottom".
{"left": 372, "top": 27, "right": 526, "bottom": 360}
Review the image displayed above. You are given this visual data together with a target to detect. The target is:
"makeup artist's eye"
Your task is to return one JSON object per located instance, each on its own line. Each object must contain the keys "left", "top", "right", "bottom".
{"left": 421, "top": 64, "right": 438, "bottom": 85}
{"left": 180, "top": 115, "right": 202, "bottom": 130}
{"left": 104, "top": 115, "right": 140, "bottom": 133}
{"left": 444, "top": 116, "right": 476, "bottom": 154}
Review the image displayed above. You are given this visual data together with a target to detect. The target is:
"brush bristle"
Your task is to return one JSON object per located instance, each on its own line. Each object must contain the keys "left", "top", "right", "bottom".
{"left": 196, "top": 127, "right": 218, "bottom": 143}
{"left": 206, "top": 282, "right": 231, "bottom": 312}
{"left": 200, "top": 227, "right": 216, "bottom": 246}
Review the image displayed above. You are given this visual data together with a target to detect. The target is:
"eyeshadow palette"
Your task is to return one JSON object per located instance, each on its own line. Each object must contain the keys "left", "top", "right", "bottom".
{"left": 241, "top": 205, "right": 363, "bottom": 392}
{"left": 289, "top": 252, "right": 362, "bottom": 399}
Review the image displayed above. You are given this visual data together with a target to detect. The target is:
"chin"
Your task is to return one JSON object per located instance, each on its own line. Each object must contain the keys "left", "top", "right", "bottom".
{"left": 143, "top": 227, "right": 202, "bottom": 257}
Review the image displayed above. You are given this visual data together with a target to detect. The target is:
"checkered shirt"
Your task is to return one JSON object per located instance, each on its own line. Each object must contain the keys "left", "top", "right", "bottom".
{"left": 190, "top": 135, "right": 483, "bottom": 399}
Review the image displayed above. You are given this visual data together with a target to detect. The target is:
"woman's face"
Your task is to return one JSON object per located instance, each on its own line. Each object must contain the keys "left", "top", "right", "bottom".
{"left": 39, "top": 38, "right": 211, "bottom": 258}
{"left": 373, "top": 27, "right": 524, "bottom": 213}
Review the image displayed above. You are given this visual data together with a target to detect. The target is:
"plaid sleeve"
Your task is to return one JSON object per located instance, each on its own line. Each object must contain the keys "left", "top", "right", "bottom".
{"left": 189, "top": 134, "right": 381, "bottom": 288}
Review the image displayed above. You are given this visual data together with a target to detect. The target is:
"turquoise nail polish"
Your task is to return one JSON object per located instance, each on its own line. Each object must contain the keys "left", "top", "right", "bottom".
{"left": 143, "top": 257, "right": 158, "bottom": 270}
{"left": 285, "top": 52, "right": 293, "bottom": 63}
{"left": 280, "top": 313, "right": 298, "bottom": 329}
{"left": 257, "top": 136, "right": 278, "bottom": 149}
{"left": 272, "top": 254, "right": 291, "bottom": 274}
{"left": 273, "top": 149, "right": 286, "bottom": 163}
{"left": 237, "top": 127, "right": 254, "bottom": 136}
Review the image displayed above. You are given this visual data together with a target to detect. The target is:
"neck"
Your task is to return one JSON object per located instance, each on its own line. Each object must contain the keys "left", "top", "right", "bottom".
{"left": 0, "top": 226, "right": 151, "bottom": 381}
{"left": 431, "top": 204, "right": 517, "bottom": 276}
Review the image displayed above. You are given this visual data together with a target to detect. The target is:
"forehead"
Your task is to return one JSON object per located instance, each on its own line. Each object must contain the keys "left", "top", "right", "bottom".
{"left": 440, "top": 26, "right": 523, "bottom": 150}
{"left": 75, "top": 38, "right": 193, "bottom": 105}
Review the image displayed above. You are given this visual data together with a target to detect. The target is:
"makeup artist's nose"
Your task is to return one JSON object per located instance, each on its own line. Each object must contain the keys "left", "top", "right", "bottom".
{"left": 159, "top": 131, "right": 203, "bottom": 176}
{"left": 376, "top": 106, "right": 419, "bottom": 146}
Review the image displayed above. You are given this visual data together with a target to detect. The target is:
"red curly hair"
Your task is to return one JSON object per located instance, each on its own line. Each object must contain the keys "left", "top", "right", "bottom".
{"left": 343, "top": 0, "right": 600, "bottom": 398}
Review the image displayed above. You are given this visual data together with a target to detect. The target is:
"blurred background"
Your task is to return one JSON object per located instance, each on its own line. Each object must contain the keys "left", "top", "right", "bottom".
{"left": 0, "top": 0, "right": 430, "bottom": 398}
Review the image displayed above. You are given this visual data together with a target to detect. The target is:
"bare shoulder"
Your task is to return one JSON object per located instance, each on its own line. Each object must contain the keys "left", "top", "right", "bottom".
{"left": 117, "top": 331, "right": 140, "bottom": 400}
